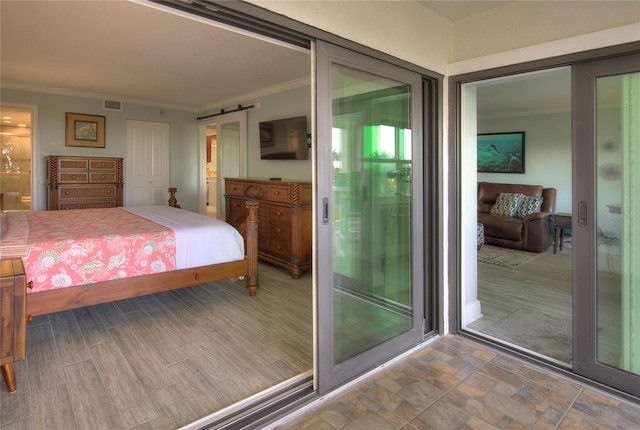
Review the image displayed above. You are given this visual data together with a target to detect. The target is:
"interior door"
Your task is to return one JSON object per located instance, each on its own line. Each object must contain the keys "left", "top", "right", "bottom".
{"left": 316, "top": 40, "right": 425, "bottom": 393}
{"left": 573, "top": 52, "right": 640, "bottom": 397}
{"left": 213, "top": 111, "right": 247, "bottom": 220}
{"left": 126, "top": 120, "right": 170, "bottom": 206}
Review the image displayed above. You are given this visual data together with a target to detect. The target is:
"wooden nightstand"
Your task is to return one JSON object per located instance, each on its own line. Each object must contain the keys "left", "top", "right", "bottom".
{"left": 1, "top": 258, "right": 27, "bottom": 392}
{"left": 554, "top": 213, "right": 572, "bottom": 254}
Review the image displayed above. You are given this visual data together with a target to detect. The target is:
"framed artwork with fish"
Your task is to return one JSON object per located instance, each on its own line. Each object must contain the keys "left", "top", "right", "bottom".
{"left": 477, "top": 132, "right": 525, "bottom": 173}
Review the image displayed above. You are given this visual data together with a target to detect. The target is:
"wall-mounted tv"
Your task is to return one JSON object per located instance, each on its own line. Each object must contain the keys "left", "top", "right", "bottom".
{"left": 259, "top": 116, "right": 309, "bottom": 160}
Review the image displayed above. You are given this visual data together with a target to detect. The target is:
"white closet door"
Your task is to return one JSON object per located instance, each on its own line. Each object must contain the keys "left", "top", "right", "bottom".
{"left": 126, "top": 120, "right": 170, "bottom": 206}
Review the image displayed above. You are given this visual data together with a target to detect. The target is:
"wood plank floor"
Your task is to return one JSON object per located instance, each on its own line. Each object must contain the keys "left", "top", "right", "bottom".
{"left": 0, "top": 263, "right": 313, "bottom": 429}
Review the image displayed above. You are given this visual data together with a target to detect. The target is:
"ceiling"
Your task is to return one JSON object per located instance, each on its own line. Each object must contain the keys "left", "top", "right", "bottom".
{"left": 416, "top": 1, "right": 514, "bottom": 21}
{"left": 0, "top": 1, "right": 311, "bottom": 113}
{"left": 1, "top": 0, "right": 575, "bottom": 127}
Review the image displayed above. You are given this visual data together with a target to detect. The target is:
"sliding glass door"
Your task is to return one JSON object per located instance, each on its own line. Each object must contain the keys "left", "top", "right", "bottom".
{"left": 573, "top": 52, "right": 640, "bottom": 397}
{"left": 316, "top": 41, "right": 426, "bottom": 392}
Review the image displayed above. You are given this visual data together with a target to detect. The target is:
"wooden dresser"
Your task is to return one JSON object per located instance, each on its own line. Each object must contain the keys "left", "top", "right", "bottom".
{"left": 225, "top": 178, "right": 312, "bottom": 279}
{"left": 0, "top": 259, "right": 27, "bottom": 393}
{"left": 47, "top": 155, "right": 124, "bottom": 210}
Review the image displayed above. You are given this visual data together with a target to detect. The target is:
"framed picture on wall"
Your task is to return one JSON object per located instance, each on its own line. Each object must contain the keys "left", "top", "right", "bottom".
{"left": 65, "top": 112, "right": 106, "bottom": 148}
{"left": 477, "top": 132, "right": 525, "bottom": 173}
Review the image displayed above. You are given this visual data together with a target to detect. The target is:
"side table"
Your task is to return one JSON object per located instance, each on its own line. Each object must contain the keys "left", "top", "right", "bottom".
{"left": 554, "top": 213, "right": 572, "bottom": 254}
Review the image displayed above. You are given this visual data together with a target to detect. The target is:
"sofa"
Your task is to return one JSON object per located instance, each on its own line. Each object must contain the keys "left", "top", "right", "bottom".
{"left": 477, "top": 182, "right": 556, "bottom": 253}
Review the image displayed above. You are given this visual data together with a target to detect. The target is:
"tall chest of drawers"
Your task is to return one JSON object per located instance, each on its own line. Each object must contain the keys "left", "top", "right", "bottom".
{"left": 225, "top": 178, "right": 311, "bottom": 279}
{"left": 47, "top": 155, "right": 124, "bottom": 210}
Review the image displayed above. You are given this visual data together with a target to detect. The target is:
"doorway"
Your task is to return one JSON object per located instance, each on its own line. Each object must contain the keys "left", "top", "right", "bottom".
{"left": 0, "top": 105, "right": 33, "bottom": 211}
{"left": 198, "top": 110, "right": 247, "bottom": 220}
{"left": 460, "top": 68, "right": 574, "bottom": 365}
{"left": 205, "top": 127, "right": 217, "bottom": 219}
{"left": 454, "top": 48, "right": 640, "bottom": 399}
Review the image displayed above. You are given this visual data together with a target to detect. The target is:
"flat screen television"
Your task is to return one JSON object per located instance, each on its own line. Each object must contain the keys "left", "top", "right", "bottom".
{"left": 259, "top": 116, "right": 309, "bottom": 160}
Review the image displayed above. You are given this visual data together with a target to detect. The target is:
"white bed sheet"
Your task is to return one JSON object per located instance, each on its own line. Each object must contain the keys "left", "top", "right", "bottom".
{"left": 123, "top": 206, "right": 245, "bottom": 270}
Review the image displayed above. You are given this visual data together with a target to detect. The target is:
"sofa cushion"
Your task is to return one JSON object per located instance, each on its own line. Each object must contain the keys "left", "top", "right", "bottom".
{"left": 478, "top": 182, "right": 543, "bottom": 200}
{"left": 490, "top": 192, "right": 522, "bottom": 217}
{"left": 517, "top": 196, "right": 543, "bottom": 219}
{"left": 478, "top": 213, "right": 524, "bottom": 241}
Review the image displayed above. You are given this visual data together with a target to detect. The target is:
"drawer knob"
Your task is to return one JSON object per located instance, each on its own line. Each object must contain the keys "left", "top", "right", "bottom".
{"left": 71, "top": 175, "right": 76, "bottom": 179}
{"left": 276, "top": 211, "right": 282, "bottom": 216}
{"left": 275, "top": 191, "right": 280, "bottom": 195}
{"left": 100, "top": 162, "right": 105, "bottom": 167}
{"left": 71, "top": 162, "right": 76, "bottom": 167}
{"left": 26, "top": 315, "right": 33, "bottom": 324}
{"left": 276, "top": 228, "right": 282, "bottom": 233}
{"left": 106, "top": 190, "right": 111, "bottom": 195}
{"left": 64, "top": 191, "right": 70, "bottom": 196}
{"left": 26, "top": 280, "right": 33, "bottom": 289}
{"left": 276, "top": 245, "right": 282, "bottom": 250}
{"left": 101, "top": 175, "right": 106, "bottom": 179}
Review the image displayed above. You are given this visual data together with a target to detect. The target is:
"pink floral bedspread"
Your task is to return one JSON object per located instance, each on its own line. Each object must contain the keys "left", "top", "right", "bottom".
{"left": 1, "top": 208, "right": 176, "bottom": 293}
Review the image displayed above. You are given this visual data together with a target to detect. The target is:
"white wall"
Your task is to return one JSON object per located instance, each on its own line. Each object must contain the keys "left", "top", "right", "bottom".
{"left": 2, "top": 83, "right": 314, "bottom": 211}
{"left": 452, "top": 1, "right": 640, "bottom": 62}
{"left": 0, "top": 88, "right": 197, "bottom": 211}
{"left": 478, "top": 112, "right": 572, "bottom": 214}
{"left": 245, "top": 0, "right": 451, "bottom": 75}
{"left": 245, "top": 84, "right": 312, "bottom": 180}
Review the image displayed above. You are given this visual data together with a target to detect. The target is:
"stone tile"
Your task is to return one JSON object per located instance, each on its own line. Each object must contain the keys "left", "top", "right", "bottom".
{"left": 410, "top": 396, "right": 471, "bottom": 429}
{"left": 278, "top": 336, "right": 640, "bottom": 430}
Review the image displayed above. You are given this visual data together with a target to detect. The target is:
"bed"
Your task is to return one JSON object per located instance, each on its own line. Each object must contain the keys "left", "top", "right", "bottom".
{"left": 0, "top": 201, "right": 259, "bottom": 392}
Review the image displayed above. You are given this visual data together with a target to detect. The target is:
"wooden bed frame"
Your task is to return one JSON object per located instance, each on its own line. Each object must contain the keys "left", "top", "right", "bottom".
{"left": 0, "top": 200, "right": 259, "bottom": 393}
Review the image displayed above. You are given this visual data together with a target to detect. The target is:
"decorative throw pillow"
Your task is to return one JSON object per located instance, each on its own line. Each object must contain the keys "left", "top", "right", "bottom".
{"left": 490, "top": 193, "right": 523, "bottom": 217}
{"left": 517, "top": 196, "right": 543, "bottom": 219}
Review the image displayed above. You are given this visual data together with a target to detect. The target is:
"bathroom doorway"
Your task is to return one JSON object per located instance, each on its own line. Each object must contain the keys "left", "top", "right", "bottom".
{"left": 206, "top": 126, "right": 217, "bottom": 219}
{"left": 0, "top": 105, "right": 32, "bottom": 211}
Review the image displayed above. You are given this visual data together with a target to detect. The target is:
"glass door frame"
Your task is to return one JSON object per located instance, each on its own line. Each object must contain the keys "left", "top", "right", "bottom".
{"left": 449, "top": 43, "right": 640, "bottom": 399}
{"left": 573, "top": 52, "right": 640, "bottom": 397}
{"left": 316, "top": 40, "right": 433, "bottom": 393}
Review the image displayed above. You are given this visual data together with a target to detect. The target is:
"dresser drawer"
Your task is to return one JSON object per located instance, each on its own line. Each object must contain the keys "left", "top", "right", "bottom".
{"left": 58, "top": 186, "right": 117, "bottom": 201}
{"left": 88, "top": 159, "right": 118, "bottom": 171}
{"left": 226, "top": 199, "right": 247, "bottom": 228}
{"left": 225, "top": 181, "right": 245, "bottom": 197}
{"left": 59, "top": 200, "right": 118, "bottom": 210}
{"left": 269, "top": 205, "right": 292, "bottom": 223}
{"left": 269, "top": 240, "right": 292, "bottom": 259}
{"left": 59, "top": 172, "right": 89, "bottom": 183}
{"left": 268, "top": 185, "right": 291, "bottom": 203}
{"left": 89, "top": 172, "right": 118, "bottom": 183}
{"left": 270, "top": 222, "right": 292, "bottom": 243}
{"left": 57, "top": 158, "right": 88, "bottom": 170}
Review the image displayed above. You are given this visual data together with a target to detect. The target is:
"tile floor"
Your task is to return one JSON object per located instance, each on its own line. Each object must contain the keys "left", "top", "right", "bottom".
{"left": 271, "top": 335, "right": 640, "bottom": 429}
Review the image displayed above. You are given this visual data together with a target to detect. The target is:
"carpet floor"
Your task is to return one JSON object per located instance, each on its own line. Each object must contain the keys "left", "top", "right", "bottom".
{"left": 482, "top": 305, "right": 573, "bottom": 363}
{"left": 477, "top": 245, "right": 543, "bottom": 267}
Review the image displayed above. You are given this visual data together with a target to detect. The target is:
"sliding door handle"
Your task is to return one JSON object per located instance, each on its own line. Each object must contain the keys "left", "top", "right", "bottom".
{"left": 578, "top": 201, "right": 587, "bottom": 227}
{"left": 322, "top": 197, "right": 329, "bottom": 225}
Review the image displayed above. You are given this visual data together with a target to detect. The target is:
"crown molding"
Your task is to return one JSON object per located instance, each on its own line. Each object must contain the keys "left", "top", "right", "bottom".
{"left": 1, "top": 75, "right": 311, "bottom": 116}
{"left": 197, "top": 75, "right": 311, "bottom": 114}
{"left": 1, "top": 81, "right": 199, "bottom": 112}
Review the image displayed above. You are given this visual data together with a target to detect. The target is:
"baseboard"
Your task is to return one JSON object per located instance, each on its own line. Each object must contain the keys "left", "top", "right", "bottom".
{"left": 464, "top": 300, "right": 483, "bottom": 325}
